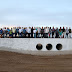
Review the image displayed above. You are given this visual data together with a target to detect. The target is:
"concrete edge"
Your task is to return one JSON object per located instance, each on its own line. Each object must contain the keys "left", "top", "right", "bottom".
{"left": 0, "top": 47, "right": 72, "bottom": 56}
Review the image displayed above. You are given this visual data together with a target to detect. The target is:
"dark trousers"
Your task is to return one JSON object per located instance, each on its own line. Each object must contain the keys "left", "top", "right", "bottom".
{"left": 44, "top": 33, "right": 48, "bottom": 38}
{"left": 12, "top": 33, "right": 16, "bottom": 38}
{"left": 22, "top": 33, "right": 26, "bottom": 38}
{"left": 56, "top": 33, "right": 59, "bottom": 38}
{"left": 31, "top": 33, "right": 33, "bottom": 38}
{"left": 52, "top": 32, "right": 54, "bottom": 38}
{"left": 28, "top": 33, "right": 30, "bottom": 38}
{"left": 41, "top": 33, "right": 44, "bottom": 38}
{"left": 66, "top": 33, "right": 68, "bottom": 38}
{"left": 36, "top": 33, "right": 38, "bottom": 38}
{"left": 15, "top": 32, "right": 19, "bottom": 38}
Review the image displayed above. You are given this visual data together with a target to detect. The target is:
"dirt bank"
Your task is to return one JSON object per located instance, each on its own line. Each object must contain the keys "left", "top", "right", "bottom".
{"left": 0, "top": 50, "right": 72, "bottom": 72}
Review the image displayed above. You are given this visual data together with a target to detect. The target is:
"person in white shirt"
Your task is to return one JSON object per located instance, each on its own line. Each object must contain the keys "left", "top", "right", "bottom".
{"left": 47, "top": 27, "right": 49, "bottom": 37}
{"left": 65, "top": 27, "right": 69, "bottom": 38}
{"left": 3, "top": 27, "right": 7, "bottom": 38}
{"left": 37, "top": 27, "right": 41, "bottom": 38}
{"left": 21, "top": 27, "right": 24, "bottom": 32}
{"left": 12, "top": 27, "right": 16, "bottom": 37}
{"left": 33, "top": 28, "right": 37, "bottom": 38}
{"left": 26, "top": 27, "right": 31, "bottom": 38}
{"left": 44, "top": 27, "right": 49, "bottom": 38}
{"left": 19, "top": 27, "right": 23, "bottom": 37}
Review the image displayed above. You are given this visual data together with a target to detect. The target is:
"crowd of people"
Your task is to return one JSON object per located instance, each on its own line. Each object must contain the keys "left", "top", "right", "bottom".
{"left": 0, "top": 27, "right": 72, "bottom": 38}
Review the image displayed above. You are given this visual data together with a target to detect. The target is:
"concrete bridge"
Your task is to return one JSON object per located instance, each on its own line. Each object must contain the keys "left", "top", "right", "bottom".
{"left": 0, "top": 38, "right": 72, "bottom": 55}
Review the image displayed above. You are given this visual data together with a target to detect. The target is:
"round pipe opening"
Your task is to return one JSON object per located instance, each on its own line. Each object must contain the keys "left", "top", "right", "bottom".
{"left": 36, "top": 44, "right": 43, "bottom": 50}
{"left": 46, "top": 44, "right": 52, "bottom": 50}
{"left": 56, "top": 44, "right": 62, "bottom": 50}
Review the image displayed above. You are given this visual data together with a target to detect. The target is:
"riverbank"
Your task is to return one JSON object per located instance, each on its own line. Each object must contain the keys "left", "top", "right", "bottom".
{"left": 0, "top": 50, "right": 72, "bottom": 72}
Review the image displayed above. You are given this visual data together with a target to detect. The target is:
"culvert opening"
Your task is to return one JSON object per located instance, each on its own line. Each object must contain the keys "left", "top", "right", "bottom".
{"left": 36, "top": 44, "right": 43, "bottom": 50}
{"left": 46, "top": 44, "right": 52, "bottom": 50}
{"left": 56, "top": 44, "right": 62, "bottom": 50}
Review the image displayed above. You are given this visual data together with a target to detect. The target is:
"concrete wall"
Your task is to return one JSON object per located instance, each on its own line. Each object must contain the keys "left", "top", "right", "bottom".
{"left": 0, "top": 38, "right": 72, "bottom": 52}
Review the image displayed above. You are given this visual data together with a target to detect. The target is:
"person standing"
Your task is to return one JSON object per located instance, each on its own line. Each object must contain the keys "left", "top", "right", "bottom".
{"left": 44, "top": 27, "right": 49, "bottom": 38}
{"left": 62, "top": 27, "right": 65, "bottom": 38}
{"left": 47, "top": 27, "right": 49, "bottom": 38}
{"left": 55, "top": 27, "right": 59, "bottom": 38}
{"left": 29, "top": 27, "right": 31, "bottom": 38}
{"left": 33, "top": 28, "right": 37, "bottom": 38}
{"left": 0, "top": 28, "right": 3, "bottom": 38}
{"left": 69, "top": 27, "right": 71, "bottom": 38}
{"left": 31, "top": 27, "right": 34, "bottom": 38}
{"left": 19, "top": 27, "right": 23, "bottom": 37}
{"left": 6, "top": 28, "right": 10, "bottom": 38}
{"left": 37, "top": 27, "right": 41, "bottom": 38}
{"left": 26, "top": 27, "right": 31, "bottom": 38}
{"left": 59, "top": 29, "right": 63, "bottom": 38}
{"left": 12, "top": 27, "right": 16, "bottom": 38}
{"left": 16, "top": 27, "right": 19, "bottom": 38}
{"left": 66, "top": 27, "right": 69, "bottom": 38}
{"left": 41, "top": 27, "right": 44, "bottom": 38}
{"left": 9, "top": 28, "right": 13, "bottom": 38}
{"left": 3, "top": 27, "right": 7, "bottom": 38}
{"left": 23, "top": 28, "right": 26, "bottom": 38}
{"left": 49, "top": 27, "right": 52, "bottom": 38}
{"left": 52, "top": 27, "right": 55, "bottom": 38}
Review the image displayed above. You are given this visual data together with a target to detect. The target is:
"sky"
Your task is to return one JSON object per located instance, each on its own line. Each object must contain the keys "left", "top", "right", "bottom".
{"left": 0, "top": 0, "right": 72, "bottom": 28}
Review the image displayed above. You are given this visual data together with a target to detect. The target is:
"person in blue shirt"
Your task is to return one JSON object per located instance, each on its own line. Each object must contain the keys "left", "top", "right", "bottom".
{"left": 0, "top": 28, "right": 3, "bottom": 38}
{"left": 7, "top": 28, "right": 10, "bottom": 33}
{"left": 22, "top": 28, "right": 27, "bottom": 38}
{"left": 15, "top": 27, "right": 19, "bottom": 37}
{"left": 6, "top": 28, "right": 10, "bottom": 38}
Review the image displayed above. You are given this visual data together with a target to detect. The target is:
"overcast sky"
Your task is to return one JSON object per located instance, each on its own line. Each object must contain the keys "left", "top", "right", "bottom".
{"left": 0, "top": 0, "right": 72, "bottom": 28}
